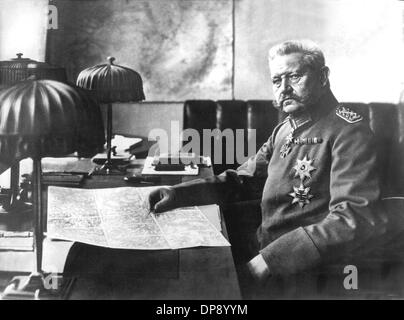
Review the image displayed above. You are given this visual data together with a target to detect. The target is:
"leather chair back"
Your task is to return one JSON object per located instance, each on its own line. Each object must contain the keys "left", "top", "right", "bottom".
{"left": 349, "top": 102, "right": 402, "bottom": 196}
{"left": 183, "top": 100, "right": 280, "bottom": 174}
{"left": 183, "top": 99, "right": 404, "bottom": 195}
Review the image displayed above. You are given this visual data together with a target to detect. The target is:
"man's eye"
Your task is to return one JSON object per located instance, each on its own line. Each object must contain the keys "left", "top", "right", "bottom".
{"left": 290, "top": 74, "right": 301, "bottom": 80}
{"left": 272, "top": 79, "right": 281, "bottom": 86}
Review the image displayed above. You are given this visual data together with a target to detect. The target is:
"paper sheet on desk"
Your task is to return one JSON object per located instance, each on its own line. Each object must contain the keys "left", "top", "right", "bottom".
{"left": 47, "top": 186, "right": 229, "bottom": 250}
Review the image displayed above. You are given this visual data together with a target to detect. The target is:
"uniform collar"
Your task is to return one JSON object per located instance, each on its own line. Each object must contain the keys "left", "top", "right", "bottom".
{"left": 288, "top": 113, "right": 312, "bottom": 130}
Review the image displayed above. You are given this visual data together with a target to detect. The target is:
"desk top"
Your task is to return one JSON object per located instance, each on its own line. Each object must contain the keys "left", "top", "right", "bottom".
{"left": 0, "top": 158, "right": 241, "bottom": 299}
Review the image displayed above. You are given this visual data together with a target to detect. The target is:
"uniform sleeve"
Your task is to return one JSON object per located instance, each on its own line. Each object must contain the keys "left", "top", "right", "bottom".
{"left": 236, "top": 138, "right": 273, "bottom": 178}
{"left": 172, "top": 137, "right": 274, "bottom": 206}
{"left": 260, "top": 122, "right": 389, "bottom": 276}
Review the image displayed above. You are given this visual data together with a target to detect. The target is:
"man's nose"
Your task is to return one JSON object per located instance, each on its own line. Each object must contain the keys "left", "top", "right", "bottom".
{"left": 280, "top": 77, "right": 292, "bottom": 93}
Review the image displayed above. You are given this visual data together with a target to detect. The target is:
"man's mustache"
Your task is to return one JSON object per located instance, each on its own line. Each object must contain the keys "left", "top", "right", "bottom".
{"left": 273, "top": 95, "right": 301, "bottom": 109}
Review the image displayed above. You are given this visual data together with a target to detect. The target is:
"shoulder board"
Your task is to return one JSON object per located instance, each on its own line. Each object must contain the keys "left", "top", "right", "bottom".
{"left": 335, "top": 105, "right": 363, "bottom": 124}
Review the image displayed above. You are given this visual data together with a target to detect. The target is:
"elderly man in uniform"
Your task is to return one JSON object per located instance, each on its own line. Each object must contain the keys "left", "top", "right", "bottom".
{"left": 147, "top": 40, "right": 390, "bottom": 296}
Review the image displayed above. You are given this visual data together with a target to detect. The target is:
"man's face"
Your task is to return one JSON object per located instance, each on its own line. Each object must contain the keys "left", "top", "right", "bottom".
{"left": 269, "top": 53, "right": 324, "bottom": 114}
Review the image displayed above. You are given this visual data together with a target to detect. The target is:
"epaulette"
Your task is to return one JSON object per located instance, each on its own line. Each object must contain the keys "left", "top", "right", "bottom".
{"left": 335, "top": 105, "right": 363, "bottom": 124}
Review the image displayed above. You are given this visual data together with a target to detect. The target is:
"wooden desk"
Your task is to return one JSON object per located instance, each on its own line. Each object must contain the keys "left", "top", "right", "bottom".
{"left": 0, "top": 159, "right": 241, "bottom": 299}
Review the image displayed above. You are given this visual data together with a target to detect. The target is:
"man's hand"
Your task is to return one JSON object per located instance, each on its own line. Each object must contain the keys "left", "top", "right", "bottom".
{"left": 247, "top": 254, "right": 271, "bottom": 282}
{"left": 147, "top": 187, "right": 177, "bottom": 213}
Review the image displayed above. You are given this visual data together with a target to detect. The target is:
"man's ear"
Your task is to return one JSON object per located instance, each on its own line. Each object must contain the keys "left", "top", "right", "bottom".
{"left": 319, "top": 66, "right": 330, "bottom": 87}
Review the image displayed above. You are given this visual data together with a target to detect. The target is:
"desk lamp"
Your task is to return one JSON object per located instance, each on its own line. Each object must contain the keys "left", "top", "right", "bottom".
{"left": 76, "top": 57, "right": 145, "bottom": 174}
{"left": 0, "top": 79, "right": 104, "bottom": 299}
{"left": 0, "top": 53, "right": 67, "bottom": 214}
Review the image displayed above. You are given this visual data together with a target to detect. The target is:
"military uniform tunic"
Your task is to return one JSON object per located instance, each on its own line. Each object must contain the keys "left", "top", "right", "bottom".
{"left": 173, "top": 90, "right": 389, "bottom": 276}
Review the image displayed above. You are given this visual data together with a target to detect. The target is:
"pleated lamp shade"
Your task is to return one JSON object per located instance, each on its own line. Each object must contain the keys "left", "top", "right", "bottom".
{"left": 0, "top": 53, "right": 67, "bottom": 86}
{"left": 0, "top": 79, "right": 105, "bottom": 165}
{"left": 76, "top": 57, "right": 145, "bottom": 103}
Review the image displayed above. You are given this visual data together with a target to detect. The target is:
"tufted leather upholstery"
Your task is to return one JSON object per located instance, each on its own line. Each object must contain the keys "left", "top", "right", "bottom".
{"left": 184, "top": 99, "right": 404, "bottom": 196}
{"left": 360, "top": 102, "right": 404, "bottom": 196}
{"left": 184, "top": 100, "right": 281, "bottom": 175}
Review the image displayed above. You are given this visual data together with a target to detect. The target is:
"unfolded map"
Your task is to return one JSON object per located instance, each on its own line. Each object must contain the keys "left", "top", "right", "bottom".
{"left": 46, "top": 186, "right": 230, "bottom": 250}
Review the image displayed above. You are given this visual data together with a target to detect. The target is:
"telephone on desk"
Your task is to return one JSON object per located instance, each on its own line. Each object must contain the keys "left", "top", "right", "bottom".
{"left": 152, "top": 156, "right": 188, "bottom": 171}
{"left": 152, "top": 153, "right": 210, "bottom": 171}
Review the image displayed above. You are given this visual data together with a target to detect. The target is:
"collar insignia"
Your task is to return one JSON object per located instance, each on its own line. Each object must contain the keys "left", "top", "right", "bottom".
{"left": 336, "top": 106, "right": 363, "bottom": 123}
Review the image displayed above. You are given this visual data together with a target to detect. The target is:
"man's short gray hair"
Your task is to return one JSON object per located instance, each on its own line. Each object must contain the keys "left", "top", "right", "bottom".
{"left": 268, "top": 40, "right": 326, "bottom": 72}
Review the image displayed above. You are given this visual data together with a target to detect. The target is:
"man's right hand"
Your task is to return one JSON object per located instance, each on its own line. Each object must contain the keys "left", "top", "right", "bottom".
{"left": 147, "top": 187, "right": 177, "bottom": 213}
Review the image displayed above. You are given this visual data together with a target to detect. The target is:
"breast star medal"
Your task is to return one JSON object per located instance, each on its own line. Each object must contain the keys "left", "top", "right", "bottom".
{"left": 293, "top": 155, "right": 316, "bottom": 180}
{"left": 289, "top": 183, "right": 314, "bottom": 208}
{"left": 289, "top": 155, "right": 316, "bottom": 208}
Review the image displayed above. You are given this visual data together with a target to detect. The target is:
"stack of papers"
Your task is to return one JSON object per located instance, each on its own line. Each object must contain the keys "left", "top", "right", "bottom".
{"left": 0, "top": 232, "right": 33, "bottom": 251}
{"left": 41, "top": 157, "right": 97, "bottom": 174}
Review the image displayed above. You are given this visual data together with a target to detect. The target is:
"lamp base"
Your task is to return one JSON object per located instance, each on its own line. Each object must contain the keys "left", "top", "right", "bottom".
{"left": 1, "top": 272, "right": 75, "bottom": 300}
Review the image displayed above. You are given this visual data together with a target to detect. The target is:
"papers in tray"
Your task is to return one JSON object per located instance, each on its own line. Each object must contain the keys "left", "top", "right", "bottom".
{"left": 46, "top": 186, "right": 229, "bottom": 250}
{"left": 42, "top": 172, "right": 85, "bottom": 187}
{"left": 0, "top": 234, "right": 33, "bottom": 251}
{"left": 41, "top": 157, "right": 97, "bottom": 174}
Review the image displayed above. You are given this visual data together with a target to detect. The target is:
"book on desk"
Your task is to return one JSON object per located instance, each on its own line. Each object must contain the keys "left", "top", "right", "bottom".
{"left": 42, "top": 172, "right": 86, "bottom": 187}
